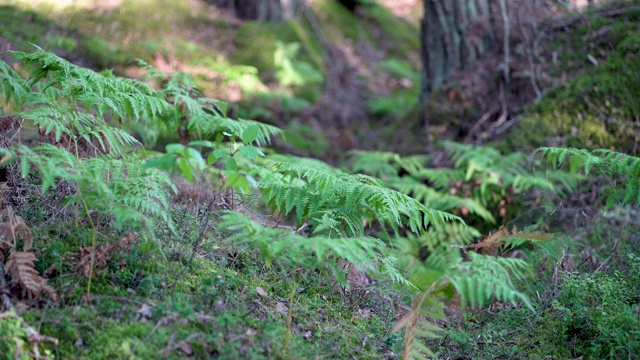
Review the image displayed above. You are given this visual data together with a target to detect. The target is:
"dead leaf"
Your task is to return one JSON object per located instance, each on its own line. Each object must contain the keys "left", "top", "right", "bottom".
{"left": 275, "top": 302, "right": 288, "bottom": 315}
{"left": 256, "top": 287, "right": 267, "bottom": 297}
{"left": 137, "top": 303, "right": 153, "bottom": 320}
{"left": 178, "top": 342, "right": 193, "bottom": 355}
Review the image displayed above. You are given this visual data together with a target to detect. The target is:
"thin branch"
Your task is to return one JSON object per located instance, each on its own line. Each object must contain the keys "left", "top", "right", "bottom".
{"left": 499, "top": 0, "right": 510, "bottom": 88}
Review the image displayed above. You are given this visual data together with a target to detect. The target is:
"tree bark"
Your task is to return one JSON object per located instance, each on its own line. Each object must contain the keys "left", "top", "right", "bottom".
{"left": 217, "top": 0, "right": 306, "bottom": 21}
{"left": 420, "top": 0, "right": 495, "bottom": 99}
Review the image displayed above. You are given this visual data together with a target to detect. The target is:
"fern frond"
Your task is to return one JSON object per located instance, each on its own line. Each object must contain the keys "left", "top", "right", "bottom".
{"left": 263, "top": 161, "right": 461, "bottom": 236}
{"left": 447, "top": 252, "right": 533, "bottom": 311}
{"left": 536, "top": 147, "right": 603, "bottom": 175}
{"left": 390, "top": 176, "right": 495, "bottom": 223}
{"left": 392, "top": 283, "right": 445, "bottom": 360}
{"left": 0, "top": 60, "right": 29, "bottom": 107}
{"left": 218, "top": 211, "right": 400, "bottom": 285}
{"left": 537, "top": 147, "right": 640, "bottom": 208}
{"left": 5, "top": 251, "right": 57, "bottom": 301}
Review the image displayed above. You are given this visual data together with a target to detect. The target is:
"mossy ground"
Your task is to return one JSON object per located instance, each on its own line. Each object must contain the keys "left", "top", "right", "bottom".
{"left": 2, "top": 1, "right": 640, "bottom": 359}
{"left": 425, "top": 208, "right": 640, "bottom": 359}
{"left": 7, "top": 191, "right": 400, "bottom": 359}
{"left": 503, "top": 3, "right": 640, "bottom": 151}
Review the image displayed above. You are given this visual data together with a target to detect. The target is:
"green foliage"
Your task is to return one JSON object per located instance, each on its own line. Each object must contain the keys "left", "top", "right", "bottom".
{"left": 348, "top": 144, "right": 577, "bottom": 230}
{"left": 346, "top": 147, "right": 564, "bottom": 357}
{"left": 348, "top": 150, "right": 494, "bottom": 222}
{"left": 368, "top": 59, "right": 420, "bottom": 118}
{"left": 449, "top": 252, "right": 533, "bottom": 310}
{"left": 261, "top": 159, "right": 461, "bottom": 236}
{"left": 0, "top": 311, "right": 30, "bottom": 359}
{"left": 134, "top": 60, "right": 281, "bottom": 148}
{"left": 550, "top": 254, "right": 640, "bottom": 359}
{"left": 219, "top": 211, "right": 411, "bottom": 287}
{"left": 0, "top": 48, "right": 176, "bottom": 241}
{"left": 507, "top": 6, "right": 640, "bottom": 150}
{"left": 0, "top": 47, "right": 584, "bottom": 360}
{"left": 538, "top": 147, "right": 640, "bottom": 209}
{"left": 274, "top": 41, "right": 323, "bottom": 87}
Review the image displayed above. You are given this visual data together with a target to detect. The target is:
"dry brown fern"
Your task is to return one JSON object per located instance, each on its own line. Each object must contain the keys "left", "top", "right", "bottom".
{"left": 0, "top": 205, "right": 58, "bottom": 302}
{"left": 392, "top": 283, "right": 444, "bottom": 359}
{"left": 467, "top": 225, "right": 553, "bottom": 252}
{"left": 5, "top": 251, "right": 57, "bottom": 301}
{"left": 0, "top": 206, "right": 33, "bottom": 256}
{"left": 69, "top": 232, "right": 139, "bottom": 277}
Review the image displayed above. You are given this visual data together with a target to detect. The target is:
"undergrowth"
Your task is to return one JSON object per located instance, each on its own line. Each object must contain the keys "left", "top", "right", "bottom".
{"left": 0, "top": 33, "right": 637, "bottom": 359}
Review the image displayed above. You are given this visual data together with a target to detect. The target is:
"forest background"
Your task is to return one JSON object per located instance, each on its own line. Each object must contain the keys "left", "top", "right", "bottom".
{"left": 0, "top": 0, "right": 638, "bottom": 359}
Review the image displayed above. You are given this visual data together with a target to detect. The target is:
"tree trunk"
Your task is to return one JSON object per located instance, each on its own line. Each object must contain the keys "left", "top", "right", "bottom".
{"left": 219, "top": 0, "right": 306, "bottom": 21}
{"left": 233, "top": 0, "right": 283, "bottom": 21}
{"left": 420, "top": 0, "right": 495, "bottom": 99}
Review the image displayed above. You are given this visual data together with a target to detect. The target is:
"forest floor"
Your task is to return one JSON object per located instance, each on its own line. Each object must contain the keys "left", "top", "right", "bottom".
{"left": 0, "top": 0, "right": 639, "bottom": 359}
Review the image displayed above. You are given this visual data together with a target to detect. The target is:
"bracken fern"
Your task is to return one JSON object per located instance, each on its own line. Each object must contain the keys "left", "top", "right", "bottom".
{"left": 537, "top": 147, "right": 640, "bottom": 209}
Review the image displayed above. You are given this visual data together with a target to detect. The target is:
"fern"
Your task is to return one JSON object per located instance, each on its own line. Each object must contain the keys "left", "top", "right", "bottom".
{"left": 392, "top": 283, "right": 446, "bottom": 360}
{"left": 448, "top": 252, "right": 533, "bottom": 310}
{"left": 390, "top": 176, "right": 495, "bottom": 223}
{"left": 348, "top": 150, "right": 493, "bottom": 222}
{"left": 218, "top": 211, "right": 409, "bottom": 286}
{"left": 261, "top": 160, "right": 461, "bottom": 237}
{"left": 148, "top": 67, "right": 281, "bottom": 147}
{"left": 537, "top": 147, "right": 640, "bottom": 208}
{"left": 0, "top": 49, "right": 178, "bottom": 240}
{"left": 0, "top": 60, "right": 29, "bottom": 109}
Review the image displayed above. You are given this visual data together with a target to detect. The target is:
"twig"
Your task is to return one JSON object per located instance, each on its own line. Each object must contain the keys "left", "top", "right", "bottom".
{"left": 549, "top": 6, "right": 640, "bottom": 30}
{"left": 0, "top": 265, "right": 14, "bottom": 311}
{"left": 594, "top": 218, "right": 626, "bottom": 272}
{"left": 499, "top": 0, "right": 511, "bottom": 88}
{"left": 465, "top": 106, "right": 499, "bottom": 142}
{"left": 519, "top": 10, "right": 542, "bottom": 101}
{"left": 283, "top": 271, "right": 297, "bottom": 356}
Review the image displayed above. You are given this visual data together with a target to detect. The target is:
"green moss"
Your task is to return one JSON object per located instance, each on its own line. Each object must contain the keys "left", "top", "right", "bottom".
{"left": 0, "top": 5, "right": 79, "bottom": 54}
{"left": 504, "top": 16, "right": 640, "bottom": 151}
{"left": 362, "top": 5, "right": 420, "bottom": 60}
{"left": 310, "top": 0, "right": 362, "bottom": 41}
{"left": 231, "top": 20, "right": 322, "bottom": 75}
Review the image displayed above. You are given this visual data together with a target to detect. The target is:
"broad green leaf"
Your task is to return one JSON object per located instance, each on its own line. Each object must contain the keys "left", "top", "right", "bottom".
{"left": 225, "top": 157, "right": 237, "bottom": 171}
{"left": 177, "top": 158, "right": 194, "bottom": 181}
{"left": 140, "top": 241, "right": 154, "bottom": 251}
{"left": 188, "top": 140, "right": 216, "bottom": 149}
{"left": 144, "top": 154, "right": 177, "bottom": 171}
{"left": 239, "top": 145, "right": 260, "bottom": 159}
{"left": 185, "top": 147, "right": 205, "bottom": 169}
{"left": 166, "top": 143, "right": 185, "bottom": 154}
{"left": 213, "top": 149, "right": 227, "bottom": 159}
{"left": 227, "top": 172, "right": 250, "bottom": 192}
{"left": 241, "top": 124, "right": 260, "bottom": 144}
{"left": 207, "top": 152, "right": 218, "bottom": 166}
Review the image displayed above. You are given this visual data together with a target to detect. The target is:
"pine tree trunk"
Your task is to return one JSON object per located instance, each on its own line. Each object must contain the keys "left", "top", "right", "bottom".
{"left": 420, "top": 0, "right": 495, "bottom": 99}
{"left": 221, "top": 0, "right": 305, "bottom": 21}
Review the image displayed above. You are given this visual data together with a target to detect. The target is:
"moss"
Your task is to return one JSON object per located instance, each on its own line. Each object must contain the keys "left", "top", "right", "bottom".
{"left": 230, "top": 20, "right": 322, "bottom": 76}
{"left": 362, "top": 5, "right": 420, "bottom": 60}
{"left": 310, "top": 0, "right": 362, "bottom": 41}
{"left": 0, "top": 5, "right": 80, "bottom": 54}
{"left": 503, "top": 15, "right": 640, "bottom": 151}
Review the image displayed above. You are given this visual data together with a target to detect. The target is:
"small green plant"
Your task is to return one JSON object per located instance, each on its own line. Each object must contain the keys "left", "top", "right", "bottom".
{"left": 538, "top": 147, "right": 640, "bottom": 209}
{"left": 274, "top": 41, "right": 323, "bottom": 87}
{"left": 368, "top": 59, "right": 420, "bottom": 118}
{"left": 0, "top": 310, "right": 29, "bottom": 359}
{"left": 549, "top": 254, "right": 640, "bottom": 358}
